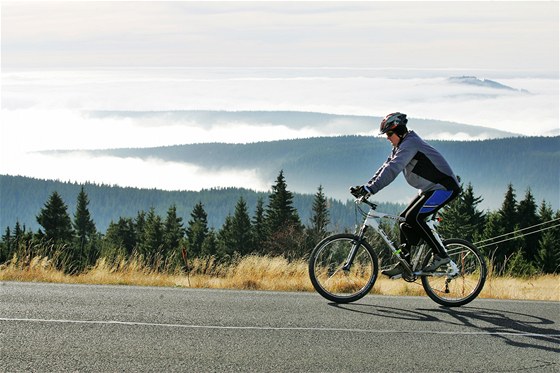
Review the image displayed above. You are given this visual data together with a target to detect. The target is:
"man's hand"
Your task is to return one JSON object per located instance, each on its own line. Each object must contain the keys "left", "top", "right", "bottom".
{"left": 350, "top": 185, "right": 371, "bottom": 198}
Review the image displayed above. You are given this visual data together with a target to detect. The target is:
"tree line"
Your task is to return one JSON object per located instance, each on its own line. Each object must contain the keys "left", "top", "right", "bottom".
{"left": 1, "top": 170, "right": 559, "bottom": 276}
{"left": 1, "top": 171, "right": 330, "bottom": 274}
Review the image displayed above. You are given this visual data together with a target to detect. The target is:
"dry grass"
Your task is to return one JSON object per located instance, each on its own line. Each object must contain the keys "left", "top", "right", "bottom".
{"left": 1, "top": 255, "right": 558, "bottom": 301}
{"left": 479, "top": 274, "right": 560, "bottom": 301}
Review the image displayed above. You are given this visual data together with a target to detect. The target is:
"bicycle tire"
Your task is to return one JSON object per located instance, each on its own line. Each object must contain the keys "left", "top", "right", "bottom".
{"left": 309, "top": 233, "right": 379, "bottom": 303}
{"left": 421, "top": 238, "right": 487, "bottom": 307}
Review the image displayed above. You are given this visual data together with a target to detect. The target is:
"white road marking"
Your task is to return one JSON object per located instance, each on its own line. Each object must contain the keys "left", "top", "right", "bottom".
{"left": 1, "top": 317, "right": 558, "bottom": 337}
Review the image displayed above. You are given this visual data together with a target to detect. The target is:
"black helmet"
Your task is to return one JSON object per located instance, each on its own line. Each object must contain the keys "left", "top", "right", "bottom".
{"left": 379, "top": 112, "right": 408, "bottom": 135}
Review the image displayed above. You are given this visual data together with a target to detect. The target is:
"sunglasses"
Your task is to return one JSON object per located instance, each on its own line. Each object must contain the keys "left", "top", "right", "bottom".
{"left": 386, "top": 131, "right": 395, "bottom": 137}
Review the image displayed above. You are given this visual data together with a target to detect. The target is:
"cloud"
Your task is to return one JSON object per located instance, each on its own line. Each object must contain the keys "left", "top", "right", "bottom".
{"left": 2, "top": 2, "right": 557, "bottom": 71}
{"left": 1, "top": 69, "right": 557, "bottom": 194}
{"left": 2, "top": 70, "right": 558, "bottom": 148}
{"left": 0, "top": 150, "right": 270, "bottom": 193}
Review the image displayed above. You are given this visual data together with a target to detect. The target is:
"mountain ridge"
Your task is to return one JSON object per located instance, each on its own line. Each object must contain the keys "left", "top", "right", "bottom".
{"left": 39, "top": 135, "right": 559, "bottom": 210}
{"left": 85, "top": 110, "right": 521, "bottom": 141}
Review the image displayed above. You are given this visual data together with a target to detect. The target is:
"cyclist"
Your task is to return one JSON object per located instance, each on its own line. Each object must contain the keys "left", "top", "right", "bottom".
{"left": 351, "top": 112, "right": 461, "bottom": 278}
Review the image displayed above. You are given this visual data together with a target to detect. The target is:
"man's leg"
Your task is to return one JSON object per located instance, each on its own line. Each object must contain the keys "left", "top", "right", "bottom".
{"left": 405, "top": 190, "right": 456, "bottom": 256}
{"left": 412, "top": 190, "right": 459, "bottom": 271}
{"left": 399, "top": 194, "right": 424, "bottom": 250}
{"left": 382, "top": 194, "right": 425, "bottom": 278}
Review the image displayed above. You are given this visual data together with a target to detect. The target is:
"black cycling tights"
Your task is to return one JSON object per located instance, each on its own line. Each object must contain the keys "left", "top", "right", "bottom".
{"left": 399, "top": 189, "right": 459, "bottom": 258}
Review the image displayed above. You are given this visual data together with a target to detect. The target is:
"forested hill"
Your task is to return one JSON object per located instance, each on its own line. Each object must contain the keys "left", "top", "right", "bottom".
{"left": 3, "top": 136, "right": 558, "bottom": 232}
{"left": 0, "top": 174, "right": 404, "bottom": 233}
{"left": 50, "top": 135, "right": 559, "bottom": 209}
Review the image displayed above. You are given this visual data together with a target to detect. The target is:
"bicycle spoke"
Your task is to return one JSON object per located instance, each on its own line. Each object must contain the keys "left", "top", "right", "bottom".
{"left": 309, "top": 234, "right": 378, "bottom": 303}
{"left": 421, "top": 239, "right": 486, "bottom": 307}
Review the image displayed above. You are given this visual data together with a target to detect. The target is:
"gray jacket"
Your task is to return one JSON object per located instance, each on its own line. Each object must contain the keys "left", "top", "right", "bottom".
{"left": 366, "top": 131, "right": 460, "bottom": 194}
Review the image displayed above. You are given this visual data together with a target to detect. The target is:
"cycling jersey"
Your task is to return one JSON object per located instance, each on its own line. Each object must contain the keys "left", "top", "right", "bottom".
{"left": 366, "top": 130, "right": 460, "bottom": 195}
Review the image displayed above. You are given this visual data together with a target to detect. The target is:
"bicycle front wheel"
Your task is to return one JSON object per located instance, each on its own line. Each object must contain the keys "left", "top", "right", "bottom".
{"left": 309, "top": 233, "right": 379, "bottom": 303}
{"left": 421, "top": 238, "right": 487, "bottom": 307}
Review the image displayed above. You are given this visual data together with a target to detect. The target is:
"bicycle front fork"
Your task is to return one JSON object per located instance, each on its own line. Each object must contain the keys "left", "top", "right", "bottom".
{"left": 343, "top": 225, "right": 368, "bottom": 271}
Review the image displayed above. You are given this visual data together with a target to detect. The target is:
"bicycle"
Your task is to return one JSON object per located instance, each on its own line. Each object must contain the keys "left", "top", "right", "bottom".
{"left": 308, "top": 195, "right": 487, "bottom": 307}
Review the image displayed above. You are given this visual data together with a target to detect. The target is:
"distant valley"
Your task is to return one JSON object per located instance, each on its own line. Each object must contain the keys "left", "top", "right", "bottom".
{"left": 40, "top": 134, "right": 559, "bottom": 208}
{"left": 86, "top": 110, "right": 520, "bottom": 140}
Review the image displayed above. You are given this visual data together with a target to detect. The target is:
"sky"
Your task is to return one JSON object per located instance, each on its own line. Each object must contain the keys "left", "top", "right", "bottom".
{"left": 2, "top": 1, "right": 558, "bottom": 72}
{"left": 1, "top": 1, "right": 559, "bottom": 200}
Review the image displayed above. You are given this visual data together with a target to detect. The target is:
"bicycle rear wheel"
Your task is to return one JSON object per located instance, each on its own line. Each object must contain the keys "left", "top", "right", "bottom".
{"left": 421, "top": 239, "right": 487, "bottom": 307}
{"left": 309, "top": 233, "right": 379, "bottom": 303}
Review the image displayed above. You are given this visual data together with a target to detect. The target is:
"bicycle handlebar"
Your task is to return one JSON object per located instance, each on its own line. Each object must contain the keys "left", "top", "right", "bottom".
{"left": 356, "top": 195, "right": 377, "bottom": 210}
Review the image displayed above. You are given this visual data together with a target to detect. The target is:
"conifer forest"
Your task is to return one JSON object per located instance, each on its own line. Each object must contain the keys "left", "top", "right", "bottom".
{"left": 1, "top": 171, "right": 559, "bottom": 277}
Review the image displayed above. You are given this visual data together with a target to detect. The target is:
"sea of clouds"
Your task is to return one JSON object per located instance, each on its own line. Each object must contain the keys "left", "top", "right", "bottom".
{"left": 1, "top": 68, "right": 558, "bottom": 196}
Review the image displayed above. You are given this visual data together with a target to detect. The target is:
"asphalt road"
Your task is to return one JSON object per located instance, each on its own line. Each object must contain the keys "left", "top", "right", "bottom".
{"left": 1, "top": 281, "right": 559, "bottom": 372}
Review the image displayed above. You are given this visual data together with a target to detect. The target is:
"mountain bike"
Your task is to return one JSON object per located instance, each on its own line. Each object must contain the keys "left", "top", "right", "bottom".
{"left": 308, "top": 195, "right": 487, "bottom": 307}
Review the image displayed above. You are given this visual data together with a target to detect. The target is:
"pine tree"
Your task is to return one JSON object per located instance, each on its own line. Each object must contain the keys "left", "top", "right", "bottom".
{"left": 309, "top": 185, "right": 330, "bottom": 236}
{"left": 103, "top": 217, "right": 136, "bottom": 259}
{"left": 217, "top": 215, "right": 236, "bottom": 258}
{"left": 480, "top": 211, "right": 507, "bottom": 274}
{"left": 134, "top": 211, "right": 146, "bottom": 250}
{"left": 536, "top": 204, "right": 560, "bottom": 273}
{"left": 307, "top": 185, "right": 330, "bottom": 248}
{"left": 163, "top": 204, "right": 184, "bottom": 257}
{"left": 439, "top": 183, "right": 485, "bottom": 242}
{"left": 36, "top": 191, "right": 74, "bottom": 248}
{"left": 1, "top": 226, "right": 11, "bottom": 263}
{"left": 265, "top": 170, "right": 302, "bottom": 233}
{"left": 73, "top": 186, "right": 97, "bottom": 270}
{"left": 230, "top": 197, "right": 253, "bottom": 256}
{"left": 13, "top": 221, "right": 25, "bottom": 249}
{"left": 186, "top": 202, "right": 209, "bottom": 258}
{"left": 494, "top": 184, "right": 522, "bottom": 269}
{"left": 201, "top": 229, "right": 218, "bottom": 258}
{"left": 251, "top": 197, "right": 267, "bottom": 255}
{"left": 506, "top": 249, "right": 537, "bottom": 277}
{"left": 537, "top": 230, "right": 560, "bottom": 274}
{"left": 499, "top": 184, "right": 518, "bottom": 234}
{"left": 264, "top": 170, "right": 303, "bottom": 257}
{"left": 517, "top": 188, "right": 539, "bottom": 261}
{"left": 141, "top": 208, "right": 164, "bottom": 265}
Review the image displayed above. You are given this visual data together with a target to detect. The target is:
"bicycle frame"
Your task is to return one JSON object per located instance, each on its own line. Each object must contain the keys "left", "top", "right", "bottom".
{"left": 354, "top": 197, "right": 459, "bottom": 278}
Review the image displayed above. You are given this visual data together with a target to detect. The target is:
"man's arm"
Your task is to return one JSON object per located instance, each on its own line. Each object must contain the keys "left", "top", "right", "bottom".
{"left": 366, "top": 144, "right": 417, "bottom": 194}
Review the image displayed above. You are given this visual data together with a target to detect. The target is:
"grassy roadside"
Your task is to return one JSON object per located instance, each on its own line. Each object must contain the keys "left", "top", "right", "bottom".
{"left": 1, "top": 255, "right": 558, "bottom": 301}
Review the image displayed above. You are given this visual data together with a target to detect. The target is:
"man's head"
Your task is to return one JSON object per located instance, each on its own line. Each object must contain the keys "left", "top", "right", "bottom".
{"left": 379, "top": 112, "right": 408, "bottom": 146}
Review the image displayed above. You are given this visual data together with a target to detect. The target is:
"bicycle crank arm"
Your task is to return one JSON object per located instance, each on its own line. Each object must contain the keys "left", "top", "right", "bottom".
{"left": 415, "top": 260, "right": 459, "bottom": 278}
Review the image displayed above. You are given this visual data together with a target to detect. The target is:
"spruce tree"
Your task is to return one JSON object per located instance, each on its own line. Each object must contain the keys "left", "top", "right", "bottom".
{"left": 1, "top": 226, "right": 11, "bottom": 263}
{"left": 480, "top": 211, "right": 507, "bottom": 274}
{"left": 307, "top": 185, "right": 330, "bottom": 246}
{"left": 517, "top": 188, "right": 539, "bottom": 261}
{"left": 103, "top": 217, "right": 136, "bottom": 259}
{"left": 499, "top": 184, "right": 518, "bottom": 234}
{"left": 36, "top": 191, "right": 74, "bottom": 248}
{"left": 73, "top": 186, "right": 97, "bottom": 270}
{"left": 201, "top": 229, "right": 218, "bottom": 258}
{"left": 496, "top": 184, "right": 522, "bottom": 268}
{"left": 134, "top": 211, "right": 146, "bottom": 250}
{"left": 141, "top": 208, "right": 164, "bottom": 265}
{"left": 13, "top": 221, "right": 26, "bottom": 250}
{"left": 264, "top": 170, "right": 303, "bottom": 257}
{"left": 536, "top": 203, "right": 560, "bottom": 273}
{"left": 265, "top": 170, "right": 301, "bottom": 233}
{"left": 231, "top": 197, "right": 253, "bottom": 256}
{"left": 163, "top": 204, "right": 184, "bottom": 257}
{"left": 217, "top": 215, "right": 236, "bottom": 258}
{"left": 439, "top": 183, "right": 484, "bottom": 242}
{"left": 251, "top": 197, "right": 267, "bottom": 255}
{"left": 537, "top": 230, "right": 560, "bottom": 274}
{"left": 186, "top": 202, "right": 209, "bottom": 258}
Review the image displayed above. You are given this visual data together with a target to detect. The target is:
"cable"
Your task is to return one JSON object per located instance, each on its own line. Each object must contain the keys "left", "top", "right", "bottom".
{"left": 475, "top": 222, "right": 560, "bottom": 249}
{"left": 474, "top": 217, "right": 560, "bottom": 245}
